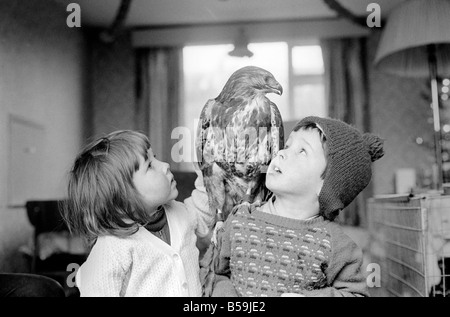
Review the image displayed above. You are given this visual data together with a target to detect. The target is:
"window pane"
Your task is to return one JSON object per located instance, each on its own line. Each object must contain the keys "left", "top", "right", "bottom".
{"left": 292, "top": 45, "right": 324, "bottom": 75}
{"left": 290, "top": 45, "right": 326, "bottom": 120}
{"left": 293, "top": 84, "right": 326, "bottom": 119}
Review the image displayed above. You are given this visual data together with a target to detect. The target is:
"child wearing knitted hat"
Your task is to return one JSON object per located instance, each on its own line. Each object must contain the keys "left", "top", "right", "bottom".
{"left": 209, "top": 116, "right": 384, "bottom": 297}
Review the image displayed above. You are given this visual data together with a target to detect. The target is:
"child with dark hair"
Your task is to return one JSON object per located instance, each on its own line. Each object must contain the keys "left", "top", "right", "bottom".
{"left": 63, "top": 130, "right": 213, "bottom": 297}
{"left": 210, "top": 116, "right": 384, "bottom": 297}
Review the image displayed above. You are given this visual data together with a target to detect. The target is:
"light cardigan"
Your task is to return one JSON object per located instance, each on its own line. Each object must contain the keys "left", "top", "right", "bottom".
{"left": 76, "top": 178, "right": 213, "bottom": 297}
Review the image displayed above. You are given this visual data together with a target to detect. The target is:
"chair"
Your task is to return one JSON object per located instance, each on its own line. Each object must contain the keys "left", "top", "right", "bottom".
{"left": 25, "top": 200, "right": 88, "bottom": 297}
{"left": 0, "top": 273, "right": 65, "bottom": 297}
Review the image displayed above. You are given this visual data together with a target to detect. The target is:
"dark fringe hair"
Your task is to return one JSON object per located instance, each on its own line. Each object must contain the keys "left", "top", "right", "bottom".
{"left": 292, "top": 120, "right": 328, "bottom": 179}
{"left": 62, "top": 130, "right": 157, "bottom": 245}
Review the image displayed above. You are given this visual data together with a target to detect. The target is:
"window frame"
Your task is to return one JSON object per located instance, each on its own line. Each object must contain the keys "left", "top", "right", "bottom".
{"left": 288, "top": 40, "right": 327, "bottom": 120}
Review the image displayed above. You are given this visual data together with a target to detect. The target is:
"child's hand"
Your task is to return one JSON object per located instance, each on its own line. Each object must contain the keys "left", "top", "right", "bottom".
{"left": 192, "top": 163, "right": 205, "bottom": 191}
{"left": 193, "top": 162, "right": 203, "bottom": 179}
{"left": 281, "top": 293, "right": 305, "bottom": 297}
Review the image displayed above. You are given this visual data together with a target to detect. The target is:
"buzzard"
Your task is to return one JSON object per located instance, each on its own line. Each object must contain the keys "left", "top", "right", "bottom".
{"left": 196, "top": 65, "right": 284, "bottom": 226}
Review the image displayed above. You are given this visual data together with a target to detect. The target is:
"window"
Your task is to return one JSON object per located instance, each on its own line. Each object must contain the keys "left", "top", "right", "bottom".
{"left": 290, "top": 44, "right": 327, "bottom": 119}
{"left": 180, "top": 41, "right": 326, "bottom": 171}
{"left": 182, "top": 42, "right": 289, "bottom": 132}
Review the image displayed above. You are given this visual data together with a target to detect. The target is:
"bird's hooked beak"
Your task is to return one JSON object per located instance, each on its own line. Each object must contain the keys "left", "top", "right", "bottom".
{"left": 266, "top": 80, "right": 283, "bottom": 96}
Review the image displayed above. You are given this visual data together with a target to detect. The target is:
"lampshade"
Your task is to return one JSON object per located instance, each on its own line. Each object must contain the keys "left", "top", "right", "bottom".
{"left": 374, "top": 0, "right": 450, "bottom": 77}
{"left": 228, "top": 29, "right": 254, "bottom": 58}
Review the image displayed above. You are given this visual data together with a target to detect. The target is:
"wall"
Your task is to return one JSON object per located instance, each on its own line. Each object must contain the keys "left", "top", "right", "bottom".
{"left": 367, "top": 31, "right": 434, "bottom": 195}
{"left": 0, "top": 0, "right": 87, "bottom": 271}
{"left": 87, "top": 31, "right": 137, "bottom": 137}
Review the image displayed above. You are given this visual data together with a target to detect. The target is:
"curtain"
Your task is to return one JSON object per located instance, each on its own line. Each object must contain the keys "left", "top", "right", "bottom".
{"left": 136, "top": 47, "right": 183, "bottom": 170}
{"left": 320, "top": 37, "right": 371, "bottom": 227}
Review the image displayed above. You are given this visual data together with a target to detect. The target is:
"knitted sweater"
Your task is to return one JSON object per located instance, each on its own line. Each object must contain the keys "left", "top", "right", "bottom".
{"left": 76, "top": 178, "right": 213, "bottom": 297}
{"left": 212, "top": 200, "right": 369, "bottom": 297}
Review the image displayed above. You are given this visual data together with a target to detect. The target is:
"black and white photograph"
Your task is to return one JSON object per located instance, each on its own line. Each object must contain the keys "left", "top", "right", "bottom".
{"left": 0, "top": 0, "right": 449, "bottom": 301}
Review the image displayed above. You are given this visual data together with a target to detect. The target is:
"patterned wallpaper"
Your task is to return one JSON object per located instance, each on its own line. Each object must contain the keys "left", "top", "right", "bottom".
{"left": 88, "top": 31, "right": 137, "bottom": 138}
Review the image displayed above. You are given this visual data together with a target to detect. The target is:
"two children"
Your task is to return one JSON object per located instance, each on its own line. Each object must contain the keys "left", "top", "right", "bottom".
{"left": 63, "top": 130, "right": 213, "bottom": 296}
{"left": 209, "top": 116, "right": 384, "bottom": 297}
{"left": 64, "top": 116, "right": 383, "bottom": 297}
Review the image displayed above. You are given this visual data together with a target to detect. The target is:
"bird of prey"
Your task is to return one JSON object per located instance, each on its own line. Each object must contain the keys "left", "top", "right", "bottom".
{"left": 196, "top": 65, "right": 284, "bottom": 231}
{"left": 197, "top": 66, "right": 284, "bottom": 295}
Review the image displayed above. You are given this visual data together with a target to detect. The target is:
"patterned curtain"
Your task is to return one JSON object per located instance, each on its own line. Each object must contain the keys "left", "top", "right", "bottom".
{"left": 320, "top": 37, "right": 372, "bottom": 227}
{"left": 136, "top": 47, "right": 183, "bottom": 170}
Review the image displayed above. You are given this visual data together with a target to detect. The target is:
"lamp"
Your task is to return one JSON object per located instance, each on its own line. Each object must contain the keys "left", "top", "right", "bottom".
{"left": 374, "top": 0, "right": 450, "bottom": 191}
{"left": 229, "top": 28, "right": 254, "bottom": 58}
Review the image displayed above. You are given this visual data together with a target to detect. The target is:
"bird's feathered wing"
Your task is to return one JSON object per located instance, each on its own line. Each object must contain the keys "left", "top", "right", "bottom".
{"left": 197, "top": 66, "right": 284, "bottom": 297}
{"left": 196, "top": 90, "right": 284, "bottom": 221}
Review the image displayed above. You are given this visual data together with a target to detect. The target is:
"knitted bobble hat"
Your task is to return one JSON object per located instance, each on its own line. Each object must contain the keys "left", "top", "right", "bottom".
{"left": 296, "top": 116, "right": 384, "bottom": 221}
